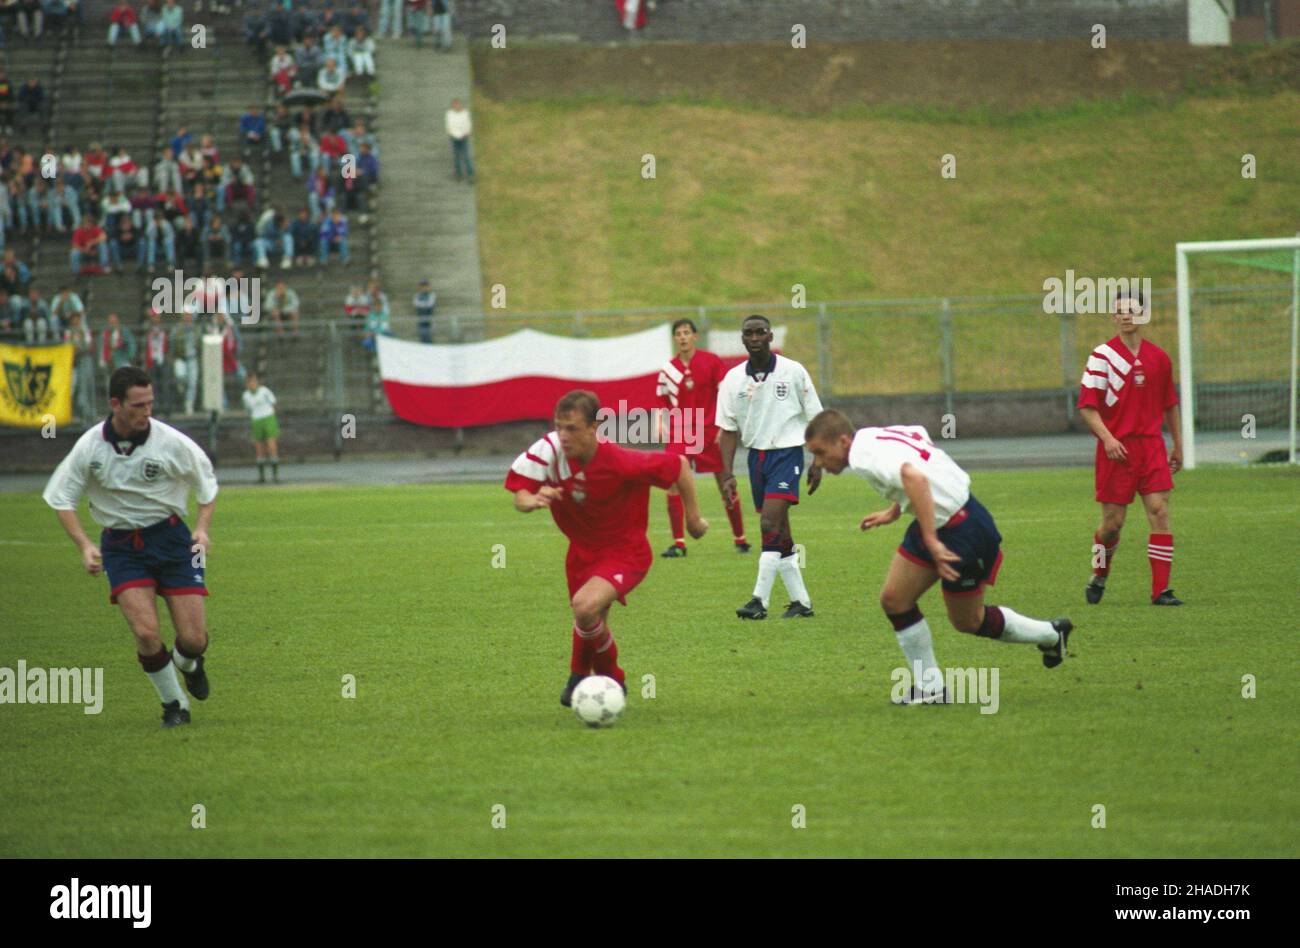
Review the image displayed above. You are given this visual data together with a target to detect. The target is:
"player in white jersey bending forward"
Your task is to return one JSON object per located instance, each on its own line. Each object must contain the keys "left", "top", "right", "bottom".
{"left": 44, "top": 366, "right": 218, "bottom": 728}
{"left": 804, "top": 410, "right": 1074, "bottom": 704}
{"left": 718, "top": 314, "right": 823, "bottom": 620}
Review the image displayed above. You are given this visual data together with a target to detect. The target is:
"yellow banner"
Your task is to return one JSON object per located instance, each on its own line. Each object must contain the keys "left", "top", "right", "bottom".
{"left": 0, "top": 343, "right": 73, "bottom": 429}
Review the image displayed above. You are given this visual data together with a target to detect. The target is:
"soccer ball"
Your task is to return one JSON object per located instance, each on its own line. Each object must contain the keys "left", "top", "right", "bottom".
{"left": 571, "top": 675, "right": 626, "bottom": 728}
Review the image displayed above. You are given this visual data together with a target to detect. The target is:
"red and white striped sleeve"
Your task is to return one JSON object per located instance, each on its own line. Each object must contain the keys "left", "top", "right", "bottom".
{"left": 655, "top": 358, "right": 682, "bottom": 409}
{"left": 503, "top": 431, "right": 560, "bottom": 493}
{"left": 1079, "top": 343, "right": 1131, "bottom": 410}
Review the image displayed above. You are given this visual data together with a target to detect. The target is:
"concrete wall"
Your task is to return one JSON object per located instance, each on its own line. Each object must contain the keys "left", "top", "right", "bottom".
{"left": 456, "top": 0, "right": 1188, "bottom": 43}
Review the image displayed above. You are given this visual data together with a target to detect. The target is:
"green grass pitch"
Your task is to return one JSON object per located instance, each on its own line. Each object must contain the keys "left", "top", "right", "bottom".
{"left": 1, "top": 466, "right": 1296, "bottom": 857}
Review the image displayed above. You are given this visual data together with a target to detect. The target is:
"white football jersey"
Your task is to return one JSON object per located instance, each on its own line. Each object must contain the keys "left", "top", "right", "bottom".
{"left": 44, "top": 419, "right": 219, "bottom": 530}
{"left": 847, "top": 426, "right": 970, "bottom": 527}
{"left": 715, "top": 354, "right": 823, "bottom": 450}
{"left": 242, "top": 385, "right": 277, "bottom": 420}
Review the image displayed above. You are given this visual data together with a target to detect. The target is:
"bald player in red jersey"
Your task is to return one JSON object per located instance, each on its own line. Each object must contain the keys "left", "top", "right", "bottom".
{"left": 655, "top": 318, "right": 750, "bottom": 557}
{"left": 505, "top": 390, "right": 709, "bottom": 707}
{"left": 1078, "top": 292, "right": 1185, "bottom": 606}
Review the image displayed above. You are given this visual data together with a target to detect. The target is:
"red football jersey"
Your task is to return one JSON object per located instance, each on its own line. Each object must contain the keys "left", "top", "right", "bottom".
{"left": 1078, "top": 336, "right": 1177, "bottom": 440}
{"left": 655, "top": 349, "right": 725, "bottom": 445}
{"left": 505, "top": 432, "right": 680, "bottom": 554}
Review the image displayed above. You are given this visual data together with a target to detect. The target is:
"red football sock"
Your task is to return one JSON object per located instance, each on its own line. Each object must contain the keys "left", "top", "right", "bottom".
{"left": 667, "top": 494, "right": 685, "bottom": 545}
{"left": 590, "top": 623, "right": 624, "bottom": 686}
{"left": 570, "top": 622, "right": 597, "bottom": 675}
{"left": 1092, "top": 531, "right": 1119, "bottom": 578}
{"left": 724, "top": 492, "right": 747, "bottom": 543}
{"left": 1148, "top": 533, "right": 1173, "bottom": 598}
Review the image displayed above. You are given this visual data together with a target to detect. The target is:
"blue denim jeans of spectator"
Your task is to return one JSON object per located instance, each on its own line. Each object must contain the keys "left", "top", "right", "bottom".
{"left": 433, "top": 12, "right": 451, "bottom": 48}
{"left": 451, "top": 137, "right": 473, "bottom": 179}
{"left": 71, "top": 244, "right": 110, "bottom": 273}
{"left": 377, "top": 0, "right": 402, "bottom": 38}
{"left": 319, "top": 236, "right": 349, "bottom": 264}
{"left": 254, "top": 234, "right": 293, "bottom": 265}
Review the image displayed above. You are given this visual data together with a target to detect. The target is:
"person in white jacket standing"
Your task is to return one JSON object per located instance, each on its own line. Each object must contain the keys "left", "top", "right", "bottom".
{"left": 445, "top": 98, "right": 474, "bottom": 184}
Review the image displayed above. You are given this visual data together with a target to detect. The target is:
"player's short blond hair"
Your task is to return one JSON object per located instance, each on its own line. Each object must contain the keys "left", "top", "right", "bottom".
{"left": 805, "top": 409, "right": 855, "bottom": 443}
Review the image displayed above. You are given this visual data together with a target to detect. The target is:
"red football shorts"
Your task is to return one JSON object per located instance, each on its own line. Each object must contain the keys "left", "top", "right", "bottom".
{"left": 1094, "top": 435, "right": 1174, "bottom": 504}
{"left": 565, "top": 544, "right": 651, "bottom": 606}
{"left": 664, "top": 431, "right": 723, "bottom": 474}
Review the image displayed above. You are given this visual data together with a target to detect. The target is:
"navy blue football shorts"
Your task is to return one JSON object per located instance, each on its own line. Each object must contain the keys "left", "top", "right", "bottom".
{"left": 898, "top": 493, "right": 1004, "bottom": 596}
{"left": 101, "top": 515, "right": 208, "bottom": 605}
{"left": 746, "top": 445, "right": 804, "bottom": 512}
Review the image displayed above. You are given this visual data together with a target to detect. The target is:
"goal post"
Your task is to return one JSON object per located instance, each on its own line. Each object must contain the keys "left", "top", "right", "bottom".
{"left": 1175, "top": 236, "right": 1300, "bottom": 469}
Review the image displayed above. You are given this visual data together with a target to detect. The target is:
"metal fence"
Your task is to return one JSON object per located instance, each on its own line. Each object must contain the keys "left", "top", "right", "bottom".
{"left": 7, "top": 283, "right": 1290, "bottom": 429}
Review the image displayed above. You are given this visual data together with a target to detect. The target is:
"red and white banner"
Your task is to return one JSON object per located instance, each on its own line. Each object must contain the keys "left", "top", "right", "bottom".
{"left": 378, "top": 323, "right": 787, "bottom": 428}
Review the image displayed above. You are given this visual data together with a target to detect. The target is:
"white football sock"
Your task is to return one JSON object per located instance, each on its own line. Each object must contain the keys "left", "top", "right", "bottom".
{"left": 895, "top": 616, "right": 945, "bottom": 694}
{"left": 753, "top": 551, "right": 780, "bottom": 607}
{"left": 172, "top": 648, "right": 197, "bottom": 673}
{"left": 146, "top": 661, "right": 189, "bottom": 708}
{"left": 996, "top": 607, "right": 1059, "bottom": 646}
{"left": 777, "top": 554, "right": 811, "bottom": 608}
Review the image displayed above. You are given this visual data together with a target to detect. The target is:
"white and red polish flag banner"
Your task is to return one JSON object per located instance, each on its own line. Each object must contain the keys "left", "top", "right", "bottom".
{"left": 377, "top": 323, "right": 786, "bottom": 428}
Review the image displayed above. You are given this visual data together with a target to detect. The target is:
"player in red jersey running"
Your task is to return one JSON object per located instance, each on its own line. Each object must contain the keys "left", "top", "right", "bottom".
{"left": 505, "top": 390, "right": 709, "bottom": 707}
{"left": 1078, "top": 292, "right": 1184, "bottom": 605}
{"left": 655, "top": 318, "right": 750, "bottom": 557}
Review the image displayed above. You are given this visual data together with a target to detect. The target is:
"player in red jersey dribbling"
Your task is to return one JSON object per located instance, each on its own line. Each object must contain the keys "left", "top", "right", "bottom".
{"left": 1078, "top": 292, "right": 1185, "bottom": 605}
{"left": 505, "top": 390, "right": 708, "bottom": 707}
{"left": 655, "top": 318, "right": 750, "bottom": 557}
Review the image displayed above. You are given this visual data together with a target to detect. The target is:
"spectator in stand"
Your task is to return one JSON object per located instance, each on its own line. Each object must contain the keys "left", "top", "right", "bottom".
{"left": 343, "top": 118, "right": 377, "bottom": 158}
{"left": 240, "top": 105, "right": 267, "bottom": 152}
{"left": 361, "top": 277, "right": 390, "bottom": 352}
{"left": 289, "top": 207, "right": 317, "bottom": 266}
{"left": 269, "top": 103, "right": 293, "bottom": 154}
{"left": 65, "top": 310, "right": 97, "bottom": 421}
{"left": 343, "top": 283, "right": 368, "bottom": 326}
{"left": 349, "top": 26, "right": 376, "bottom": 76}
{"left": 432, "top": 0, "right": 453, "bottom": 50}
{"left": 171, "top": 311, "right": 199, "bottom": 415}
{"left": 253, "top": 209, "right": 293, "bottom": 270}
{"left": 317, "top": 56, "right": 347, "bottom": 94}
{"left": 99, "top": 187, "right": 132, "bottom": 234}
{"left": 220, "top": 156, "right": 256, "bottom": 210}
{"left": 109, "top": 213, "right": 141, "bottom": 272}
{"left": 319, "top": 208, "right": 349, "bottom": 265}
{"left": 28, "top": 178, "right": 56, "bottom": 234}
{"left": 143, "top": 208, "right": 176, "bottom": 271}
{"left": 158, "top": 187, "right": 188, "bottom": 224}
{"left": 406, "top": 0, "right": 430, "bottom": 48}
{"left": 414, "top": 279, "right": 436, "bottom": 343}
{"left": 269, "top": 46, "right": 297, "bottom": 97}
{"left": 159, "top": 0, "right": 183, "bottom": 52}
{"left": 214, "top": 309, "right": 243, "bottom": 409}
{"left": 139, "top": 0, "right": 162, "bottom": 41}
{"left": 71, "top": 214, "right": 110, "bottom": 274}
{"left": 295, "top": 35, "right": 324, "bottom": 86}
{"left": 142, "top": 309, "right": 172, "bottom": 410}
{"left": 1, "top": 262, "right": 27, "bottom": 297}
{"left": 174, "top": 213, "right": 201, "bottom": 269}
{"left": 20, "top": 288, "right": 53, "bottom": 343}
{"left": 288, "top": 123, "right": 318, "bottom": 180}
{"left": 244, "top": 7, "right": 270, "bottom": 58}
{"left": 61, "top": 145, "right": 84, "bottom": 190}
{"left": 51, "top": 177, "right": 79, "bottom": 232}
{"left": 83, "top": 141, "right": 109, "bottom": 184}
{"left": 198, "top": 155, "right": 223, "bottom": 201}
{"left": 153, "top": 149, "right": 183, "bottom": 195}
{"left": 4, "top": 248, "right": 31, "bottom": 287}
{"left": 342, "top": 142, "right": 378, "bottom": 221}
{"left": 322, "top": 23, "right": 348, "bottom": 62}
{"left": 202, "top": 213, "right": 231, "bottom": 267}
{"left": 306, "top": 167, "right": 334, "bottom": 224}
{"left": 198, "top": 133, "right": 220, "bottom": 165}
{"left": 377, "top": 0, "right": 402, "bottom": 39}
{"left": 169, "top": 124, "right": 191, "bottom": 159}
{"left": 16, "top": 0, "right": 42, "bottom": 40}
{"left": 108, "top": 0, "right": 142, "bottom": 45}
{"left": 187, "top": 181, "right": 212, "bottom": 230}
{"left": 262, "top": 279, "right": 300, "bottom": 335}
{"left": 445, "top": 97, "right": 474, "bottom": 183}
{"left": 17, "top": 77, "right": 44, "bottom": 131}
{"left": 294, "top": 102, "right": 321, "bottom": 137}
{"left": 128, "top": 184, "right": 156, "bottom": 229}
{"left": 6, "top": 175, "right": 30, "bottom": 235}
{"left": 178, "top": 140, "right": 205, "bottom": 187}
{"left": 229, "top": 210, "right": 255, "bottom": 266}
{"left": 51, "top": 285, "right": 84, "bottom": 332}
{"left": 99, "top": 311, "right": 136, "bottom": 370}
{"left": 318, "top": 126, "right": 346, "bottom": 175}
{"left": 320, "top": 96, "right": 352, "bottom": 135}
{"left": 109, "top": 145, "right": 145, "bottom": 191}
